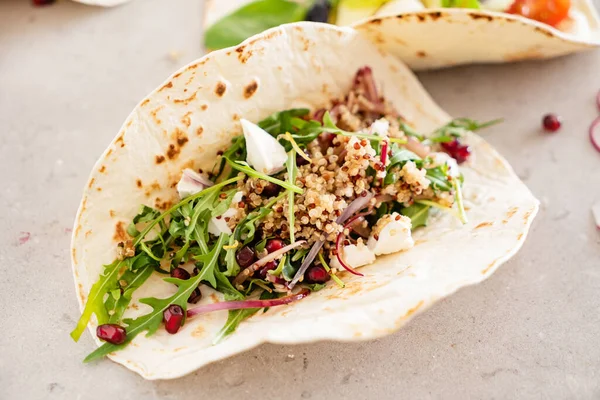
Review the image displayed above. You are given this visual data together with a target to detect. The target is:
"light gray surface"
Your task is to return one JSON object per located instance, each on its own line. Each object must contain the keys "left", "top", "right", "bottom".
{"left": 1, "top": 0, "right": 599, "bottom": 398}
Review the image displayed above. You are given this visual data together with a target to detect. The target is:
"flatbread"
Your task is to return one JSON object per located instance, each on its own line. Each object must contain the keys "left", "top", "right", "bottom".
{"left": 71, "top": 22, "right": 538, "bottom": 379}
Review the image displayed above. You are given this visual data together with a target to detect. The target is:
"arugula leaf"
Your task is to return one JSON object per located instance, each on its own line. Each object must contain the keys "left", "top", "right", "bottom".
{"left": 215, "top": 268, "right": 245, "bottom": 301}
{"left": 383, "top": 146, "right": 421, "bottom": 186}
{"left": 84, "top": 234, "right": 228, "bottom": 363}
{"left": 204, "top": 0, "right": 309, "bottom": 50}
{"left": 213, "top": 290, "right": 277, "bottom": 344}
{"left": 429, "top": 117, "right": 502, "bottom": 143}
{"left": 258, "top": 108, "right": 310, "bottom": 136}
{"left": 224, "top": 236, "right": 241, "bottom": 277}
{"left": 452, "top": 178, "right": 468, "bottom": 224}
{"left": 401, "top": 203, "right": 430, "bottom": 229}
{"left": 268, "top": 255, "right": 287, "bottom": 277}
{"left": 398, "top": 120, "right": 425, "bottom": 141}
{"left": 322, "top": 112, "right": 407, "bottom": 144}
{"left": 306, "top": 283, "right": 326, "bottom": 292}
{"left": 227, "top": 159, "right": 303, "bottom": 194}
{"left": 70, "top": 259, "right": 123, "bottom": 341}
{"left": 106, "top": 264, "right": 154, "bottom": 324}
{"left": 193, "top": 234, "right": 229, "bottom": 289}
{"left": 282, "top": 256, "right": 299, "bottom": 282}
{"left": 127, "top": 205, "right": 161, "bottom": 238}
{"left": 426, "top": 166, "right": 452, "bottom": 192}
{"left": 211, "top": 189, "right": 237, "bottom": 217}
{"left": 214, "top": 135, "right": 246, "bottom": 181}
{"left": 286, "top": 150, "right": 298, "bottom": 243}
{"left": 72, "top": 177, "right": 242, "bottom": 343}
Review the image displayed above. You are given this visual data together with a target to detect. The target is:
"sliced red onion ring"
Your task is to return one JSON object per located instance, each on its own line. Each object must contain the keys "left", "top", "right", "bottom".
{"left": 233, "top": 240, "right": 306, "bottom": 287}
{"left": 183, "top": 169, "right": 214, "bottom": 187}
{"left": 405, "top": 137, "right": 430, "bottom": 158}
{"left": 596, "top": 89, "right": 600, "bottom": 112}
{"left": 590, "top": 116, "right": 600, "bottom": 153}
{"left": 344, "top": 211, "right": 373, "bottom": 238}
{"left": 335, "top": 232, "right": 363, "bottom": 276}
{"left": 187, "top": 290, "right": 310, "bottom": 318}
{"left": 288, "top": 193, "right": 374, "bottom": 288}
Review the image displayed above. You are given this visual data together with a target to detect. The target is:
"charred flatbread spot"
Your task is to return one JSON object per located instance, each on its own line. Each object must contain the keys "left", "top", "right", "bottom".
{"left": 115, "top": 134, "right": 125, "bottom": 148}
{"left": 517, "top": 233, "right": 524, "bottom": 240}
{"left": 469, "top": 13, "right": 493, "bottom": 21}
{"left": 201, "top": 104, "right": 208, "bottom": 111}
{"left": 215, "top": 81, "right": 227, "bottom": 97}
{"left": 88, "top": 178, "right": 95, "bottom": 189}
{"left": 173, "top": 72, "right": 182, "bottom": 79}
{"left": 232, "top": 113, "right": 240, "bottom": 121}
{"left": 417, "top": 14, "right": 425, "bottom": 22}
{"left": 181, "top": 111, "right": 192, "bottom": 128}
{"left": 244, "top": 80, "right": 258, "bottom": 99}
{"left": 136, "top": 179, "right": 143, "bottom": 188}
{"left": 159, "top": 81, "right": 173, "bottom": 91}
{"left": 151, "top": 182, "right": 161, "bottom": 190}
{"left": 172, "top": 128, "right": 189, "bottom": 147}
{"left": 72, "top": 248, "right": 77, "bottom": 263}
{"left": 395, "top": 301, "right": 424, "bottom": 325}
{"left": 173, "top": 92, "right": 197, "bottom": 105}
{"left": 166, "top": 144, "right": 180, "bottom": 160}
{"left": 371, "top": 18, "right": 382, "bottom": 25}
{"left": 155, "top": 155, "right": 165, "bottom": 164}
{"left": 475, "top": 221, "right": 493, "bottom": 229}
{"left": 96, "top": 187, "right": 102, "bottom": 192}
{"left": 416, "top": 51, "right": 427, "bottom": 58}
{"left": 186, "top": 62, "right": 199, "bottom": 71}
{"left": 428, "top": 11, "right": 442, "bottom": 20}
{"left": 150, "top": 105, "right": 164, "bottom": 125}
{"left": 126, "top": 120, "right": 132, "bottom": 128}
{"left": 196, "top": 126, "right": 204, "bottom": 136}
{"left": 113, "top": 221, "right": 128, "bottom": 242}
{"left": 141, "top": 99, "right": 150, "bottom": 107}
{"left": 192, "top": 325, "right": 205, "bottom": 338}
{"left": 109, "top": 210, "right": 116, "bottom": 218}
{"left": 154, "top": 198, "right": 172, "bottom": 210}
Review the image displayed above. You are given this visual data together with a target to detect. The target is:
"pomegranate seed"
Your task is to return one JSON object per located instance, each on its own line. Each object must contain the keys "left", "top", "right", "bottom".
{"left": 188, "top": 286, "right": 202, "bottom": 304}
{"left": 163, "top": 304, "right": 184, "bottom": 334}
{"left": 170, "top": 267, "right": 190, "bottom": 280}
{"left": 257, "top": 261, "right": 278, "bottom": 279}
{"left": 32, "top": 0, "right": 55, "bottom": 5}
{"left": 305, "top": 264, "right": 330, "bottom": 284}
{"left": 236, "top": 246, "right": 256, "bottom": 268}
{"left": 296, "top": 153, "right": 310, "bottom": 166}
{"left": 542, "top": 114, "right": 561, "bottom": 132}
{"left": 96, "top": 324, "right": 127, "bottom": 345}
{"left": 441, "top": 139, "right": 471, "bottom": 164}
{"left": 265, "top": 239, "right": 285, "bottom": 253}
{"left": 261, "top": 182, "right": 281, "bottom": 198}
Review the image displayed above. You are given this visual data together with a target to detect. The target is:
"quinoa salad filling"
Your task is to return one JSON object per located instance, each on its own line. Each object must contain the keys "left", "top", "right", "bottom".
{"left": 72, "top": 67, "right": 499, "bottom": 361}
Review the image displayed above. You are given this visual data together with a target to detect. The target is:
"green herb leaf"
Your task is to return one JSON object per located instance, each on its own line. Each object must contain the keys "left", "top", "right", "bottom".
{"left": 84, "top": 234, "right": 228, "bottom": 363}
{"left": 442, "top": 0, "right": 480, "bottom": 8}
{"left": 401, "top": 203, "right": 430, "bottom": 229}
{"left": 193, "top": 233, "right": 229, "bottom": 289}
{"left": 127, "top": 205, "right": 161, "bottom": 238}
{"left": 213, "top": 290, "right": 277, "bottom": 344}
{"left": 227, "top": 159, "right": 303, "bottom": 194}
{"left": 286, "top": 150, "right": 298, "bottom": 243}
{"left": 258, "top": 108, "right": 310, "bottom": 137}
{"left": 426, "top": 166, "right": 452, "bottom": 192}
{"left": 204, "top": 0, "right": 309, "bottom": 50}
{"left": 107, "top": 264, "right": 154, "bottom": 324}
{"left": 306, "top": 283, "right": 326, "bottom": 292}
{"left": 430, "top": 117, "right": 502, "bottom": 143}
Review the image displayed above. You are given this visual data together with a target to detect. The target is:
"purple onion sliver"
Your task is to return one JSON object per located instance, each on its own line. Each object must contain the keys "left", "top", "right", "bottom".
{"left": 288, "top": 240, "right": 324, "bottom": 289}
{"left": 590, "top": 116, "right": 600, "bottom": 154}
{"left": 187, "top": 290, "right": 310, "bottom": 318}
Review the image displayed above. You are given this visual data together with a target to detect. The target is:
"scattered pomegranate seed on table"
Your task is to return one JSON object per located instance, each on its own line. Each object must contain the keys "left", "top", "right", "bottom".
{"left": 163, "top": 305, "right": 184, "bottom": 334}
{"left": 542, "top": 114, "right": 562, "bottom": 132}
{"left": 96, "top": 324, "right": 127, "bottom": 345}
{"left": 32, "top": 0, "right": 55, "bottom": 5}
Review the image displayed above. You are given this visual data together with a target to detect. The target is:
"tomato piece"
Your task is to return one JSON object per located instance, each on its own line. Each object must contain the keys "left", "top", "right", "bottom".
{"left": 506, "top": 0, "right": 571, "bottom": 27}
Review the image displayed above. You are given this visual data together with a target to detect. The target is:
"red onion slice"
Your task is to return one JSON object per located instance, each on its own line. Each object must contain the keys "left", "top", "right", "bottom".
{"left": 405, "top": 137, "right": 430, "bottom": 158}
{"left": 590, "top": 116, "right": 600, "bottom": 153}
{"left": 596, "top": 89, "right": 600, "bottom": 112}
{"left": 183, "top": 169, "right": 214, "bottom": 187}
{"left": 288, "top": 193, "right": 374, "bottom": 289}
{"left": 187, "top": 290, "right": 310, "bottom": 318}
{"left": 233, "top": 240, "right": 306, "bottom": 287}
{"left": 335, "top": 232, "right": 363, "bottom": 276}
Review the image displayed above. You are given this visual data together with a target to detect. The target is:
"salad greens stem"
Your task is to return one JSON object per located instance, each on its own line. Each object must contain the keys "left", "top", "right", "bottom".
{"left": 452, "top": 179, "right": 468, "bottom": 224}
{"left": 415, "top": 199, "right": 463, "bottom": 223}
{"left": 322, "top": 112, "right": 407, "bottom": 144}
{"left": 134, "top": 175, "right": 243, "bottom": 247}
{"left": 318, "top": 252, "right": 345, "bottom": 288}
{"left": 286, "top": 149, "right": 298, "bottom": 243}
{"left": 226, "top": 159, "right": 303, "bottom": 194}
